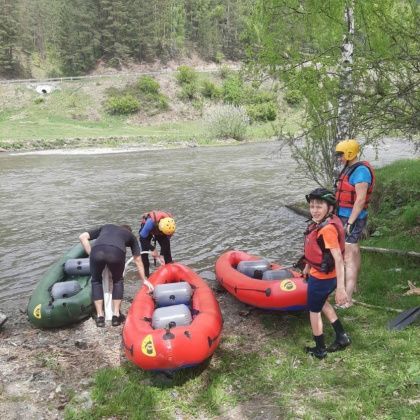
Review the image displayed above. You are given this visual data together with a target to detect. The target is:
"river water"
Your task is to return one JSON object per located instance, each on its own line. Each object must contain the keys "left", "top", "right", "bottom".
{"left": 0, "top": 140, "right": 417, "bottom": 309}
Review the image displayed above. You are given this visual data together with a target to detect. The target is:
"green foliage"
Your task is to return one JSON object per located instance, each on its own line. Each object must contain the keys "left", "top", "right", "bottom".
{"left": 178, "top": 82, "right": 198, "bottom": 101}
{"left": 367, "top": 159, "right": 420, "bottom": 249}
{"left": 247, "top": 0, "right": 419, "bottom": 184}
{"left": 205, "top": 104, "right": 249, "bottom": 140}
{"left": 105, "top": 95, "right": 140, "bottom": 115}
{"left": 214, "top": 51, "right": 225, "bottom": 63}
{"left": 246, "top": 102, "right": 277, "bottom": 122}
{"left": 284, "top": 89, "right": 303, "bottom": 106}
{"left": 222, "top": 75, "right": 244, "bottom": 105}
{"left": 137, "top": 76, "right": 160, "bottom": 95}
{"left": 200, "top": 80, "right": 222, "bottom": 99}
{"left": 56, "top": 0, "right": 99, "bottom": 75}
{"left": 176, "top": 65, "right": 198, "bottom": 85}
{"left": 0, "top": 0, "right": 20, "bottom": 77}
{"left": 105, "top": 76, "right": 169, "bottom": 114}
{"left": 219, "top": 64, "right": 232, "bottom": 79}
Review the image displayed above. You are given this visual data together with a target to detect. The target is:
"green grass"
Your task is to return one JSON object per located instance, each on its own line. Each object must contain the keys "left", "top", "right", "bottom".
{"left": 366, "top": 159, "right": 420, "bottom": 251}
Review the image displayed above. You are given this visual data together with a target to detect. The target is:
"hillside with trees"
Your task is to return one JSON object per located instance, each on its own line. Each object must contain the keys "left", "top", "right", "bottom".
{"left": 0, "top": 0, "right": 251, "bottom": 78}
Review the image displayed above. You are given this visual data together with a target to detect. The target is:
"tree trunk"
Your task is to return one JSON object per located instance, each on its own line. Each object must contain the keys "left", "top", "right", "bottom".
{"left": 335, "top": 0, "right": 355, "bottom": 177}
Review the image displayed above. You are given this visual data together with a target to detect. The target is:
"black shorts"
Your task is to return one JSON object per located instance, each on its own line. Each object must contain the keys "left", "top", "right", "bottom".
{"left": 307, "top": 276, "right": 337, "bottom": 312}
{"left": 339, "top": 216, "right": 367, "bottom": 244}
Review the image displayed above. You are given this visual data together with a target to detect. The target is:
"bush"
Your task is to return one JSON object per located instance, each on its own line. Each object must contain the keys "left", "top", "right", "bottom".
{"left": 246, "top": 102, "right": 277, "bottom": 122}
{"left": 176, "top": 65, "right": 198, "bottom": 85}
{"left": 285, "top": 89, "right": 303, "bottom": 106}
{"left": 219, "top": 64, "right": 232, "bottom": 79}
{"left": 137, "top": 76, "right": 160, "bottom": 94}
{"left": 248, "top": 91, "right": 276, "bottom": 104}
{"left": 34, "top": 97, "right": 45, "bottom": 104}
{"left": 105, "top": 95, "right": 140, "bottom": 115}
{"left": 222, "top": 75, "right": 244, "bottom": 105}
{"left": 214, "top": 51, "right": 224, "bottom": 64}
{"left": 205, "top": 104, "right": 250, "bottom": 141}
{"left": 201, "top": 80, "right": 222, "bottom": 99}
{"left": 179, "top": 83, "right": 198, "bottom": 101}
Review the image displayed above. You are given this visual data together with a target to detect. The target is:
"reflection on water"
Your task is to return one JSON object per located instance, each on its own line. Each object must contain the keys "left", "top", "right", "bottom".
{"left": 0, "top": 139, "right": 417, "bottom": 307}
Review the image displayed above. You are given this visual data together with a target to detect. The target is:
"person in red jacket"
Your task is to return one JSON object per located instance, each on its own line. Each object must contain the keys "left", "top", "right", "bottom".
{"left": 303, "top": 188, "right": 351, "bottom": 359}
{"left": 335, "top": 139, "right": 375, "bottom": 307}
{"left": 139, "top": 211, "right": 176, "bottom": 277}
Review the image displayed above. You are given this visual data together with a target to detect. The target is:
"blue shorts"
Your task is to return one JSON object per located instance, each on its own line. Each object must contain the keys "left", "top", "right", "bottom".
{"left": 307, "top": 276, "right": 337, "bottom": 313}
{"left": 339, "top": 216, "right": 367, "bottom": 244}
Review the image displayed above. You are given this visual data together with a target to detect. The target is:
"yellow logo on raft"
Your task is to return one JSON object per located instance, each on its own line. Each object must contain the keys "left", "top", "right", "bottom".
{"left": 141, "top": 334, "right": 156, "bottom": 357}
{"left": 280, "top": 280, "right": 296, "bottom": 292}
{"left": 33, "top": 304, "right": 42, "bottom": 319}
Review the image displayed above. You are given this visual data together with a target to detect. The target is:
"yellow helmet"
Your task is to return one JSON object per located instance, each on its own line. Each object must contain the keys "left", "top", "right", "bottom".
{"left": 335, "top": 139, "right": 360, "bottom": 161}
{"left": 158, "top": 217, "right": 176, "bottom": 235}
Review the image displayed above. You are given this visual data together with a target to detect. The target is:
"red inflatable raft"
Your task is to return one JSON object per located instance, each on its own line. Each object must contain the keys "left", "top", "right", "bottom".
{"left": 123, "top": 263, "right": 223, "bottom": 371}
{"left": 215, "top": 250, "right": 307, "bottom": 310}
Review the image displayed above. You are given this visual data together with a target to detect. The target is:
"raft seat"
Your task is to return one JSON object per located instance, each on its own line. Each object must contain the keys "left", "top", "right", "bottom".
{"left": 236, "top": 259, "right": 271, "bottom": 279}
{"left": 153, "top": 281, "right": 192, "bottom": 307}
{"left": 64, "top": 258, "right": 91, "bottom": 276}
{"left": 152, "top": 304, "right": 192, "bottom": 329}
{"left": 51, "top": 280, "right": 81, "bottom": 299}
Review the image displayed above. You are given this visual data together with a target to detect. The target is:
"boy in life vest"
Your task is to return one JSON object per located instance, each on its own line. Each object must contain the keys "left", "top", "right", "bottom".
{"left": 303, "top": 188, "right": 351, "bottom": 359}
{"left": 139, "top": 211, "right": 176, "bottom": 277}
{"left": 335, "top": 139, "right": 375, "bottom": 307}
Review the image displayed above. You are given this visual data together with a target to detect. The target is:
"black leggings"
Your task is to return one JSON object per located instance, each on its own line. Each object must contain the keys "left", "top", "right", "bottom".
{"left": 141, "top": 235, "right": 172, "bottom": 277}
{"left": 90, "top": 245, "right": 125, "bottom": 300}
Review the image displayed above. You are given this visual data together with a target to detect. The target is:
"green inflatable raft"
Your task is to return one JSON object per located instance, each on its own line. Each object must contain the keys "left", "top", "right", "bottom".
{"left": 27, "top": 243, "right": 93, "bottom": 328}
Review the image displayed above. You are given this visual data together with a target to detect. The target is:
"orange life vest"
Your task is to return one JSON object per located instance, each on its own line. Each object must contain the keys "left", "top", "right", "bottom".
{"left": 304, "top": 215, "right": 345, "bottom": 273}
{"left": 335, "top": 161, "right": 375, "bottom": 209}
{"left": 140, "top": 210, "right": 173, "bottom": 236}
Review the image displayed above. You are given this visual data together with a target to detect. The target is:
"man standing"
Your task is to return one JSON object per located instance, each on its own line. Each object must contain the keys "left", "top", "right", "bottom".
{"left": 335, "top": 139, "right": 375, "bottom": 307}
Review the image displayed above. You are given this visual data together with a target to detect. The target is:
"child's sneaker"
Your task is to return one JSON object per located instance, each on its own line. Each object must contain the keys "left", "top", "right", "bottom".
{"left": 305, "top": 346, "right": 327, "bottom": 359}
{"left": 327, "top": 333, "right": 351, "bottom": 352}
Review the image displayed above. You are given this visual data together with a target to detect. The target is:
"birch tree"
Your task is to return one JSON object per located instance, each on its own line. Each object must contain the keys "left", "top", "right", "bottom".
{"left": 247, "top": 0, "right": 419, "bottom": 186}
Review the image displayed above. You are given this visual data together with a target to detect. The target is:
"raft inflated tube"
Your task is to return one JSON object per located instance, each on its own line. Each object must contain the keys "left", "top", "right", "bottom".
{"left": 153, "top": 281, "right": 192, "bottom": 307}
{"left": 64, "top": 258, "right": 90, "bottom": 276}
{"left": 236, "top": 259, "right": 270, "bottom": 279}
{"left": 51, "top": 280, "right": 82, "bottom": 299}
{"left": 152, "top": 304, "right": 192, "bottom": 329}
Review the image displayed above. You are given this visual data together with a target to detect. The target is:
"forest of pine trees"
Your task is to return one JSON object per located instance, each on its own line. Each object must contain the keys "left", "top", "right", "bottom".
{"left": 0, "top": 0, "right": 252, "bottom": 78}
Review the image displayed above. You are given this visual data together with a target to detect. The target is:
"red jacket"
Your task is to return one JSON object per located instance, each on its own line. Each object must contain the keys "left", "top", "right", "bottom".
{"left": 140, "top": 210, "right": 173, "bottom": 236}
{"left": 335, "top": 161, "right": 375, "bottom": 209}
{"left": 304, "top": 215, "right": 345, "bottom": 273}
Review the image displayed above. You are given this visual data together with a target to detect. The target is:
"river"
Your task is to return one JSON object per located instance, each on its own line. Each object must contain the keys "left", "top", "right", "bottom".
{"left": 0, "top": 139, "right": 417, "bottom": 309}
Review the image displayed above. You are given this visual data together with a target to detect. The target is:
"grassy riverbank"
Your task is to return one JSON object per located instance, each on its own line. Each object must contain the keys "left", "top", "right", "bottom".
{"left": 64, "top": 159, "right": 420, "bottom": 419}
{"left": 0, "top": 70, "right": 302, "bottom": 152}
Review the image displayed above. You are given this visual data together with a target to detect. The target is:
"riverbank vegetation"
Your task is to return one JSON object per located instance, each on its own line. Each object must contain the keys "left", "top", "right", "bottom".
{"left": 64, "top": 159, "right": 420, "bottom": 419}
{"left": 0, "top": 67, "right": 302, "bottom": 151}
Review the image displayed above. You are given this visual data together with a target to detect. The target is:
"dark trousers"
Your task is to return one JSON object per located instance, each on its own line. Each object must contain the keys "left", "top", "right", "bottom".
{"left": 140, "top": 235, "right": 172, "bottom": 277}
{"left": 90, "top": 245, "right": 125, "bottom": 300}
